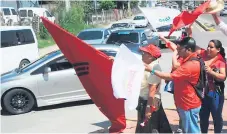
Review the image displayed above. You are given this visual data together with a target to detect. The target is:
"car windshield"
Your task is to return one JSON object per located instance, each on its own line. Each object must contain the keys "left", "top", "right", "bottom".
{"left": 78, "top": 31, "right": 103, "bottom": 40}
{"left": 106, "top": 32, "right": 139, "bottom": 44}
{"left": 111, "top": 23, "right": 129, "bottom": 28}
{"left": 133, "top": 16, "right": 145, "bottom": 20}
{"left": 20, "top": 51, "right": 61, "bottom": 73}
{"left": 156, "top": 25, "right": 172, "bottom": 32}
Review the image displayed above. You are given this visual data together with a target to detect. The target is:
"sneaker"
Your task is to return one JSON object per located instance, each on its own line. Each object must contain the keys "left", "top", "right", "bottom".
{"left": 151, "top": 129, "right": 159, "bottom": 133}
{"left": 175, "top": 128, "right": 183, "bottom": 134}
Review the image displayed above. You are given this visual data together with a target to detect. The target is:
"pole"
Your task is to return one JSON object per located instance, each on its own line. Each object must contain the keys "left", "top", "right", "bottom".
{"left": 65, "top": 0, "right": 70, "bottom": 12}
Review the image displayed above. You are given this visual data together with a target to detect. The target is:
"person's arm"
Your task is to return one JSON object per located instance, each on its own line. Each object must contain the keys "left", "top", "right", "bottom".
{"left": 172, "top": 50, "right": 181, "bottom": 70}
{"left": 153, "top": 70, "right": 173, "bottom": 81}
{"left": 152, "top": 62, "right": 191, "bottom": 81}
{"left": 212, "top": 14, "right": 227, "bottom": 36}
{"left": 159, "top": 35, "right": 177, "bottom": 51}
{"left": 205, "top": 62, "right": 226, "bottom": 81}
{"left": 146, "top": 64, "right": 162, "bottom": 106}
{"left": 186, "top": 24, "right": 193, "bottom": 37}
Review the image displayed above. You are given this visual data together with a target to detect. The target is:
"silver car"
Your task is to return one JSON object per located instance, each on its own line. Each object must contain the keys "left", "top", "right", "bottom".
{"left": 77, "top": 28, "right": 111, "bottom": 44}
{"left": 220, "top": 7, "right": 227, "bottom": 16}
{"left": 1, "top": 44, "right": 120, "bottom": 115}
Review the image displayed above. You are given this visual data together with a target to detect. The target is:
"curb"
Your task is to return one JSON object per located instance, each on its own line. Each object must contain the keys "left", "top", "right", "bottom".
{"left": 195, "top": 20, "right": 216, "bottom": 32}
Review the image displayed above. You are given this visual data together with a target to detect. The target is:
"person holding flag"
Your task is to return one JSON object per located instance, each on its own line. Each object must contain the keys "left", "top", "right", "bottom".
{"left": 135, "top": 44, "right": 172, "bottom": 133}
{"left": 212, "top": 13, "right": 227, "bottom": 36}
{"left": 145, "top": 37, "right": 202, "bottom": 133}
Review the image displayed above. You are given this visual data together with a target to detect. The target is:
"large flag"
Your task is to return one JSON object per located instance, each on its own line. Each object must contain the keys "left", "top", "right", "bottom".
{"left": 41, "top": 17, "right": 126, "bottom": 133}
{"left": 168, "top": 0, "right": 211, "bottom": 36}
{"left": 111, "top": 44, "right": 144, "bottom": 110}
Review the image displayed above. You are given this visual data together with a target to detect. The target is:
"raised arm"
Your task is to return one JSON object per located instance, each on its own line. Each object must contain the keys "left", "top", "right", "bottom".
{"left": 212, "top": 13, "right": 227, "bottom": 36}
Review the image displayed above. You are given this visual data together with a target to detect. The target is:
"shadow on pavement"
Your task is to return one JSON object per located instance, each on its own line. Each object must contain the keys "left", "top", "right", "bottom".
{"left": 1, "top": 99, "right": 93, "bottom": 116}
{"left": 89, "top": 121, "right": 110, "bottom": 133}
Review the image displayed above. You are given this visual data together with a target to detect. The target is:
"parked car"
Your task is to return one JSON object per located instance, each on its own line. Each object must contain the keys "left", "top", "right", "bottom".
{"left": 105, "top": 29, "right": 149, "bottom": 52}
{"left": 131, "top": 15, "right": 149, "bottom": 28}
{"left": 0, "top": 7, "right": 19, "bottom": 25}
{"left": 110, "top": 22, "right": 134, "bottom": 32}
{"left": 77, "top": 28, "right": 111, "bottom": 44}
{"left": 1, "top": 26, "right": 39, "bottom": 74}
{"left": 0, "top": 44, "right": 121, "bottom": 115}
{"left": 18, "top": 7, "right": 55, "bottom": 23}
{"left": 220, "top": 7, "right": 227, "bottom": 16}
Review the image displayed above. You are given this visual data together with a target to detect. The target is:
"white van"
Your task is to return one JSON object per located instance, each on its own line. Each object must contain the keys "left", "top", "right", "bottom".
{"left": 18, "top": 7, "right": 55, "bottom": 23}
{"left": 0, "top": 26, "right": 39, "bottom": 74}
{"left": 0, "top": 7, "right": 19, "bottom": 25}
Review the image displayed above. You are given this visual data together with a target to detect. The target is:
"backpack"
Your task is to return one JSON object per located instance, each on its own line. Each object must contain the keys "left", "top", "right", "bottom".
{"left": 189, "top": 57, "right": 209, "bottom": 100}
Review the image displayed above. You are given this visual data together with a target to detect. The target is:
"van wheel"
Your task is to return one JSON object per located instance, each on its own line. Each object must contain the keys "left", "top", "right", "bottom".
{"left": 3, "top": 88, "right": 35, "bottom": 115}
{"left": 19, "top": 59, "right": 30, "bottom": 69}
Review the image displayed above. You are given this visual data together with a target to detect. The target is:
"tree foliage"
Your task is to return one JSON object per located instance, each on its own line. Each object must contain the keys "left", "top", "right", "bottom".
{"left": 140, "top": 1, "right": 147, "bottom": 7}
{"left": 99, "top": 0, "right": 116, "bottom": 10}
{"left": 130, "top": 0, "right": 139, "bottom": 8}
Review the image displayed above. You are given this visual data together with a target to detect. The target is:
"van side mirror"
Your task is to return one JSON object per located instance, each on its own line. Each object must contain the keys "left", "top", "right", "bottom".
{"left": 44, "top": 67, "right": 51, "bottom": 74}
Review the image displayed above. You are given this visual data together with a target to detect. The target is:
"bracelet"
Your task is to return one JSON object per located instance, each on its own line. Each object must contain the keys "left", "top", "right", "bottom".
{"left": 151, "top": 69, "right": 155, "bottom": 75}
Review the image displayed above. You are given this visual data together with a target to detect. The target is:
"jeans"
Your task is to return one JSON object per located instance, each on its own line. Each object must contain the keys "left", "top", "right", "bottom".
{"left": 200, "top": 90, "right": 224, "bottom": 133}
{"left": 177, "top": 106, "right": 201, "bottom": 133}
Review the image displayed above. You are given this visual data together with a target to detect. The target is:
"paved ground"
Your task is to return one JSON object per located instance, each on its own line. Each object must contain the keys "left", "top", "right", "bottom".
{"left": 199, "top": 14, "right": 227, "bottom": 30}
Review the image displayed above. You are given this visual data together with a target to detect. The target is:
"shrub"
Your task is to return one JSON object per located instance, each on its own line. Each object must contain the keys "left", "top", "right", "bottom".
{"left": 39, "top": 23, "right": 49, "bottom": 40}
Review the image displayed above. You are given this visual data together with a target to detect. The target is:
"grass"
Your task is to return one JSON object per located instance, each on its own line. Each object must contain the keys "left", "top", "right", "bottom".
{"left": 38, "top": 37, "right": 55, "bottom": 49}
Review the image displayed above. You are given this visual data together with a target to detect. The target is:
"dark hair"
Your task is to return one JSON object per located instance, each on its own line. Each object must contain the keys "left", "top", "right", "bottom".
{"left": 210, "top": 40, "right": 225, "bottom": 59}
{"left": 177, "top": 37, "right": 196, "bottom": 52}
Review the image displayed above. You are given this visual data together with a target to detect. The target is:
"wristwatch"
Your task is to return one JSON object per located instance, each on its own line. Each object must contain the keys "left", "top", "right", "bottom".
{"left": 146, "top": 105, "right": 151, "bottom": 108}
{"left": 151, "top": 69, "right": 155, "bottom": 75}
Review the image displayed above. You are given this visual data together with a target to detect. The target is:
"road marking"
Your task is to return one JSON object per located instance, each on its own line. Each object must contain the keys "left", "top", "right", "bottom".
{"left": 193, "top": 22, "right": 205, "bottom": 32}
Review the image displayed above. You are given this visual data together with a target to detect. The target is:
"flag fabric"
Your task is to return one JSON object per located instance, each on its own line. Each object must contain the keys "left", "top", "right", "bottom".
{"left": 111, "top": 44, "right": 144, "bottom": 110}
{"left": 41, "top": 17, "right": 126, "bottom": 133}
{"left": 168, "top": 0, "right": 211, "bottom": 37}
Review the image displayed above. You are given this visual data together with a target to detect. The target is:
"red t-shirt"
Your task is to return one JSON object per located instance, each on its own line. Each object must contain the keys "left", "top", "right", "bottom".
{"left": 171, "top": 53, "right": 202, "bottom": 110}
{"left": 200, "top": 50, "right": 226, "bottom": 91}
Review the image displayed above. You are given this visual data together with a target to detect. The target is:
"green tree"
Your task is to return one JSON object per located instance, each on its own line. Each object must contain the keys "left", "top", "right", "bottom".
{"left": 140, "top": 1, "right": 147, "bottom": 7}
{"left": 175, "top": 0, "right": 183, "bottom": 11}
{"left": 130, "top": 0, "right": 139, "bottom": 8}
{"left": 99, "top": 0, "right": 115, "bottom": 10}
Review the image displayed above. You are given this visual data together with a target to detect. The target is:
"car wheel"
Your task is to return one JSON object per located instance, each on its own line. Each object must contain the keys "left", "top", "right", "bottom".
{"left": 3, "top": 88, "right": 35, "bottom": 115}
{"left": 19, "top": 59, "right": 30, "bottom": 69}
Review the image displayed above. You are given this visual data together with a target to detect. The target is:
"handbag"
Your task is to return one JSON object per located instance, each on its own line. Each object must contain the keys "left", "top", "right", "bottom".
{"left": 164, "top": 81, "right": 174, "bottom": 94}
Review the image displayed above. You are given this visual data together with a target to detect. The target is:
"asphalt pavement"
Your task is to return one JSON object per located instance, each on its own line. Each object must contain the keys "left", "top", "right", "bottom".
{"left": 199, "top": 14, "right": 227, "bottom": 31}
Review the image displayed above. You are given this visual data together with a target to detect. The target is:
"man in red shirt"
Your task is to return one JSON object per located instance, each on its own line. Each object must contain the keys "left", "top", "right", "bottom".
{"left": 146, "top": 37, "right": 202, "bottom": 133}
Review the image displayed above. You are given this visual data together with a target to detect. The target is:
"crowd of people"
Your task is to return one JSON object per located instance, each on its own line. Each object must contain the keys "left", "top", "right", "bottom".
{"left": 132, "top": 13, "right": 226, "bottom": 133}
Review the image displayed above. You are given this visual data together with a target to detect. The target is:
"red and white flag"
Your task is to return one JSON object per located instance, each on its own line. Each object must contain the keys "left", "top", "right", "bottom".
{"left": 41, "top": 17, "right": 126, "bottom": 133}
{"left": 168, "top": 0, "right": 211, "bottom": 37}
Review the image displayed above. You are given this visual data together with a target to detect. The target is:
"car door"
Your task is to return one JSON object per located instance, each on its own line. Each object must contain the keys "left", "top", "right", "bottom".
{"left": 34, "top": 56, "right": 86, "bottom": 102}
{"left": 103, "top": 29, "right": 110, "bottom": 43}
{"left": 141, "top": 33, "right": 148, "bottom": 45}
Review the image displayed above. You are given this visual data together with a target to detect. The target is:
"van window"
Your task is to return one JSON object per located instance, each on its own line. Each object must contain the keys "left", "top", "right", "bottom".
{"left": 28, "top": 10, "right": 33, "bottom": 17}
{"left": 45, "top": 11, "right": 52, "bottom": 17}
{"left": 19, "top": 10, "right": 27, "bottom": 17}
{"left": 1, "top": 31, "right": 18, "bottom": 48}
{"left": 1, "top": 29, "right": 35, "bottom": 48}
{"left": 3, "top": 8, "right": 11, "bottom": 15}
{"left": 16, "top": 29, "right": 35, "bottom": 45}
{"left": 11, "top": 9, "right": 17, "bottom": 15}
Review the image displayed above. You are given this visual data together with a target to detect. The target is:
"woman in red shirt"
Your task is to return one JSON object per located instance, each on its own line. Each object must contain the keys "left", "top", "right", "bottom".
{"left": 199, "top": 40, "right": 226, "bottom": 133}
